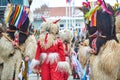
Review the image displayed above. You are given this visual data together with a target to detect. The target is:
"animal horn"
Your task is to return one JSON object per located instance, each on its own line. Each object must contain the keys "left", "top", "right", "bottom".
{"left": 53, "top": 19, "right": 60, "bottom": 24}
{"left": 41, "top": 16, "right": 46, "bottom": 22}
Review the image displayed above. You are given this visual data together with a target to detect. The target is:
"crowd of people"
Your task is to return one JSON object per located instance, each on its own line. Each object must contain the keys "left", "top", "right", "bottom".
{"left": 0, "top": 0, "right": 120, "bottom": 80}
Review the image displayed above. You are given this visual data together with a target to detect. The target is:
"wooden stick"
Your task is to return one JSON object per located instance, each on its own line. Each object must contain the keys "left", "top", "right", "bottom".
{"left": 1, "top": 33, "right": 23, "bottom": 51}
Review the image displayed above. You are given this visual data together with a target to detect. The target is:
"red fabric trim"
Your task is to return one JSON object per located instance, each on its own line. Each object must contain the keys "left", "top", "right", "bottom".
{"left": 92, "top": 38, "right": 97, "bottom": 52}
{"left": 44, "top": 33, "right": 48, "bottom": 44}
{"left": 65, "top": 44, "right": 68, "bottom": 51}
{"left": 35, "top": 41, "right": 41, "bottom": 60}
{"left": 12, "top": 35, "right": 19, "bottom": 46}
{"left": 35, "top": 39, "right": 66, "bottom": 62}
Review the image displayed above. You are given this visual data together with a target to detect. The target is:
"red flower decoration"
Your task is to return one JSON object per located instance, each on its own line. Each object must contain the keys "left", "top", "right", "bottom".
{"left": 96, "top": 0, "right": 103, "bottom": 5}
{"left": 82, "top": 2, "right": 90, "bottom": 8}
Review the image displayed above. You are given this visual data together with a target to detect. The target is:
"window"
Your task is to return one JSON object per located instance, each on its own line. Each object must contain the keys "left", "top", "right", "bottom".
{"left": 60, "top": 24, "right": 64, "bottom": 27}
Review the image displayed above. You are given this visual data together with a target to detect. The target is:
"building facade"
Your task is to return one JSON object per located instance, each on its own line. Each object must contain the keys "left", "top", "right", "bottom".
{"left": 33, "top": 7, "right": 85, "bottom": 31}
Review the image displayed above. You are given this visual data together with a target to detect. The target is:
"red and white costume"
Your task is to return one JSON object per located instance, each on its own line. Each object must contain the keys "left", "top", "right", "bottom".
{"left": 31, "top": 39, "right": 69, "bottom": 80}
{"left": 30, "top": 19, "right": 70, "bottom": 80}
{"left": 59, "top": 29, "right": 74, "bottom": 80}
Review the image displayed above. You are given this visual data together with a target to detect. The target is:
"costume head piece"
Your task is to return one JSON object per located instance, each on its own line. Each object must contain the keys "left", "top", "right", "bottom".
{"left": 40, "top": 16, "right": 60, "bottom": 35}
{"left": 82, "top": 2, "right": 90, "bottom": 8}
{"left": 39, "top": 16, "right": 60, "bottom": 49}
{"left": 4, "top": 2, "right": 33, "bottom": 44}
{"left": 59, "top": 29, "right": 73, "bottom": 43}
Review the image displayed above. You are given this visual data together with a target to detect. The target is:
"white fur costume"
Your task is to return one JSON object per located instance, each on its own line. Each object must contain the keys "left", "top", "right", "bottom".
{"left": 0, "top": 4, "right": 37, "bottom": 80}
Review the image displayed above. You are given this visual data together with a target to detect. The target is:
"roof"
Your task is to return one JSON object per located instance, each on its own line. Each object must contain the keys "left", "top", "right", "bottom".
{"left": 33, "top": 7, "right": 83, "bottom": 18}
{"left": 49, "top": 7, "right": 66, "bottom": 16}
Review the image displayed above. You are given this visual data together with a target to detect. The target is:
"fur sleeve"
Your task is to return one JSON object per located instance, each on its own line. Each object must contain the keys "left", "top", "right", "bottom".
{"left": 24, "top": 35, "right": 37, "bottom": 60}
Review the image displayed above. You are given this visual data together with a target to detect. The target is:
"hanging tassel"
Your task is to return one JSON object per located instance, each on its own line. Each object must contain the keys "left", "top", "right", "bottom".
{"left": 65, "top": 43, "right": 68, "bottom": 51}
{"left": 44, "top": 33, "right": 48, "bottom": 44}
{"left": 5, "top": 4, "right": 13, "bottom": 23}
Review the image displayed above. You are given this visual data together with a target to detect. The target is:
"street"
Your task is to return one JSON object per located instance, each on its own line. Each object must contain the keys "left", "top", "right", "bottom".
{"left": 28, "top": 73, "right": 80, "bottom": 80}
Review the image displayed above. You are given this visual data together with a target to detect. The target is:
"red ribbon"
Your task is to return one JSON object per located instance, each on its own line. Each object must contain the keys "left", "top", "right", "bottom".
{"left": 44, "top": 33, "right": 48, "bottom": 44}
{"left": 65, "top": 43, "right": 68, "bottom": 51}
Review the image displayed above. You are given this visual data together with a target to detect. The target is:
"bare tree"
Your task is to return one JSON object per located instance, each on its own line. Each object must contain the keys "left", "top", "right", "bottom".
{"left": 33, "top": 4, "right": 49, "bottom": 18}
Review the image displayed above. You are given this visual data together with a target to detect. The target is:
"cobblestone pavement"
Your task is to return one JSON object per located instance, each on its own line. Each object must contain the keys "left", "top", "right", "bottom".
{"left": 28, "top": 74, "right": 80, "bottom": 80}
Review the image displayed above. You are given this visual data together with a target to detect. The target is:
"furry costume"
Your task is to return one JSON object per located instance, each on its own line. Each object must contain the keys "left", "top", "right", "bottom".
{"left": 30, "top": 19, "right": 70, "bottom": 80}
{"left": 59, "top": 29, "right": 73, "bottom": 79}
{"left": 115, "top": 12, "right": 120, "bottom": 80}
{"left": 79, "top": 1, "right": 117, "bottom": 55}
{"left": 78, "top": 1, "right": 120, "bottom": 80}
{"left": 0, "top": 57, "right": 3, "bottom": 79}
{"left": 79, "top": 39, "right": 120, "bottom": 80}
{"left": 0, "top": 34, "right": 37, "bottom": 80}
{"left": 115, "top": 15, "right": 120, "bottom": 43}
{"left": 59, "top": 29, "right": 73, "bottom": 56}
{"left": 0, "top": 3, "right": 37, "bottom": 80}
{"left": 59, "top": 29, "right": 82, "bottom": 79}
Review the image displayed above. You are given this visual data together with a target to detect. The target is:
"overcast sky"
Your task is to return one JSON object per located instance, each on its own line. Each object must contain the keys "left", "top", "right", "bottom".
{"left": 30, "top": 0, "right": 119, "bottom": 11}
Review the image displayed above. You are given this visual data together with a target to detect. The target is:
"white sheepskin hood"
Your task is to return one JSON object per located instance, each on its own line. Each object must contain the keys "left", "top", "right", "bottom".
{"left": 59, "top": 29, "right": 73, "bottom": 43}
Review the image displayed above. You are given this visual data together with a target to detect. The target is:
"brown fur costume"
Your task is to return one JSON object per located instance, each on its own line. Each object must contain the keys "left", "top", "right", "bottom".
{"left": 115, "top": 15, "right": 120, "bottom": 43}
{"left": 78, "top": 39, "right": 120, "bottom": 80}
{"left": 78, "top": 2, "right": 120, "bottom": 79}
{"left": 0, "top": 4, "right": 37, "bottom": 80}
{"left": 0, "top": 34, "right": 37, "bottom": 80}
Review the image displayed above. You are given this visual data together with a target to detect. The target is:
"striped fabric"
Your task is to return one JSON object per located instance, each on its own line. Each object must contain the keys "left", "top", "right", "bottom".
{"left": 8, "top": 4, "right": 29, "bottom": 29}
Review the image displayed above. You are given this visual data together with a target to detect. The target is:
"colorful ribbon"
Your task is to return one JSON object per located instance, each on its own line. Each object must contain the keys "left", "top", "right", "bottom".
{"left": 97, "top": 0, "right": 113, "bottom": 15}
{"left": 5, "top": 4, "right": 13, "bottom": 23}
{"left": 8, "top": 4, "right": 29, "bottom": 29}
